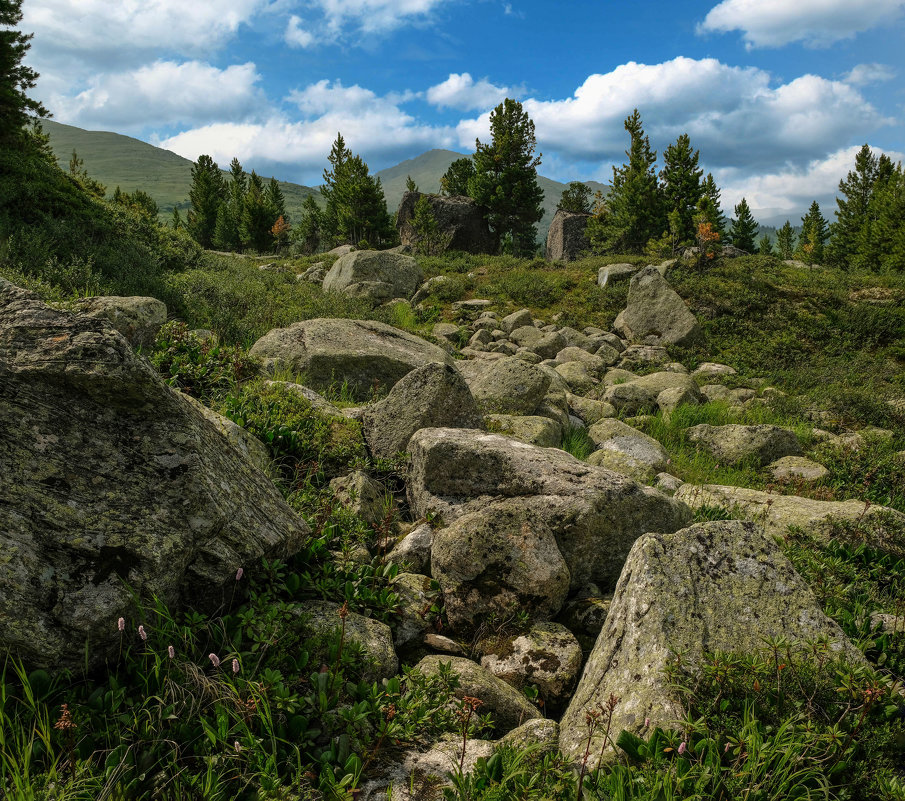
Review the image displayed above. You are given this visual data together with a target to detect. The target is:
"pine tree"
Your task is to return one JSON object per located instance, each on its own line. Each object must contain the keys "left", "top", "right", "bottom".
{"left": 187, "top": 154, "right": 224, "bottom": 248}
{"left": 213, "top": 157, "right": 246, "bottom": 251}
{"left": 699, "top": 173, "right": 727, "bottom": 237}
{"left": 796, "top": 201, "right": 829, "bottom": 264}
{"left": 0, "top": 0, "right": 49, "bottom": 146}
{"left": 728, "top": 198, "right": 758, "bottom": 253}
{"left": 558, "top": 182, "right": 593, "bottom": 214}
{"left": 660, "top": 133, "right": 703, "bottom": 246}
{"left": 294, "top": 195, "right": 323, "bottom": 254}
{"left": 870, "top": 161, "right": 905, "bottom": 272}
{"left": 828, "top": 144, "right": 884, "bottom": 268}
{"left": 440, "top": 157, "right": 476, "bottom": 196}
{"left": 469, "top": 98, "right": 545, "bottom": 256}
{"left": 405, "top": 175, "right": 418, "bottom": 193}
{"left": 757, "top": 233, "right": 774, "bottom": 256}
{"left": 776, "top": 221, "right": 796, "bottom": 260}
{"left": 589, "top": 109, "right": 664, "bottom": 253}
{"left": 266, "top": 177, "right": 286, "bottom": 223}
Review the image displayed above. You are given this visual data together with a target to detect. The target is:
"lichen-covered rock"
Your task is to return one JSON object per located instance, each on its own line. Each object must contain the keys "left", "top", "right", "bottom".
{"left": 457, "top": 357, "right": 552, "bottom": 415}
{"left": 586, "top": 419, "right": 669, "bottom": 482}
{"left": 686, "top": 424, "right": 802, "bottom": 466}
{"left": 182, "top": 393, "right": 272, "bottom": 476}
{"left": 396, "top": 191, "right": 497, "bottom": 254}
{"left": 768, "top": 456, "right": 829, "bottom": 483}
{"left": 0, "top": 279, "right": 308, "bottom": 670}
{"left": 480, "top": 622, "right": 583, "bottom": 710}
{"left": 603, "top": 371, "right": 700, "bottom": 414}
{"left": 329, "top": 470, "right": 387, "bottom": 526}
{"left": 692, "top": 362, "right": 737, "bottom": 381}
{"left": 485, "top": 414, "right": 562, "bottom": 448}
{"left": 408, "top": 428, "right": 691, "bottom": 591}
{"left": 566, "top": 393, "right": 616, "bottom": 425}
{"left": 555, "top": 347, "right": 608, "bottom": 375}
{"left": 73, "top": 295, "right": 167, "bottom": 348}
{"left": 497, "top": 719, "right": 560, "bottom": 755}
{"left": 362, "top": 362, "right": 483, "bottom": 459}
{"left": 501, "top": 308, "right": 535, "bottom": 334}
{"left": 431, "top": 500, "right": 572, "bottom": 631}
{"left": 614, "top": 266, "right": 701, "bottom": 346}
{"left": 675, "top": 484, "right": 905, "bottom": 556}
{"left": 296, "top": 600, "right": 398, "bottom": 682}
{"left": 387, "top": 522, "right": 433, "bottom": 575}
{"left": 323, "top": 250, "right": 423, "bottom": 305}
{"left": 545, "top": 209, "right": 591, "bottom": 262}
{"left": 414, "top": 655, "right": 541, "bottom": 736}
{"left": 554, "top": 361, "right": 598, "bottom": 394}
{"left": 597, "top": 263, "right": 637, "bottom": 288}
{"left": 656, "top": 385, "right": 700, "bottom": 418}
{"left": 392, "top": 572, "right": 438, "bottom": 649}
{"left": 560, "top": 521, "right": 864, "bottom": 764}
{"left": 249, "top": 318, "right": 452, "bottom": 400}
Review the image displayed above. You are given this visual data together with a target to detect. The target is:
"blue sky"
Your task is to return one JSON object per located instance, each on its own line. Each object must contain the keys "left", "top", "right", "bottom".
{"left": 19, "top": 0, "right": 905, "bottom": 220}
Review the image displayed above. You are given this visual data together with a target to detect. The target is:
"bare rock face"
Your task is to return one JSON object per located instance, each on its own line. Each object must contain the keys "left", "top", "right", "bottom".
{"left": 323, "top": 250, "right": 423, "bottom": 306}
{"left": 559, "top": 520, "right": 864, "bottom": 764}
{"left": 396, "top": 191, "right": 497, "bottom": 254}
{"left": 0, "top": 279, "right": 309, "bottom": 670}
{"left": 408, "top": 427, "right": 691, "bottom": 592}
{"left": 545, "top": 209, "right": 591, "bottom": 262}
{"left": 614, "top": 266, "right": 701, "bottom": 346}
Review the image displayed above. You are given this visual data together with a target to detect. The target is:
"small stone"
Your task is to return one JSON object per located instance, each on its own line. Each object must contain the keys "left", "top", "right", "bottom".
{"left": 768, "top": 456, "right": 829, "bottom": 483}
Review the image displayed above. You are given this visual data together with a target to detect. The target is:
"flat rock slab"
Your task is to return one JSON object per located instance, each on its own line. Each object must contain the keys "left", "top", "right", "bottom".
{"left": 586, "top": 418, "right": 670, "bottom": 482}
{"left": 769, "top": 456, "right": 829, "bottom": 483}
{"left": 249, "top": 318, "right": 452, "bottom": 400}
{"left": 485, "top": 414, "right": 562, "bottom": 448}
{"left": 559, "top": 520, "right": 863, "bottom": 764}
{"left": 675, "top": 483, "right": 905, "bottom": 557}
{"left": 686, "top": 424, "right": 802, "bottom": 467}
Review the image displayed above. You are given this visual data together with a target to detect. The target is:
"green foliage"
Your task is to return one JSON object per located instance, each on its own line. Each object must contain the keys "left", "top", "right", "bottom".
{"left": 405, "top": 174, "right": 418, "bottom": 193}
{"left": 411, "top": 194, "right": 452, "bottom": 256}
{"left": 470, "top": 98, "right": 545, "bottom": 256}
{"left": 558, "top": 181, "right": 593, "bottom": 214}
{"left": 757, "top": 233, "right": 774, "bottom": 256}
{"left": 440, "top": 157, "right": 476, "bottom": 197}
{"left": 561, "top": 424, "right": 595, "bottom": 460}
{"left": 728, "top": 197, "right": 758, "bottom": 253}
{"left": 0, "top": 0, "right": 48, "bottom": 147}
{"left": 148, "top": 321, "right": 258, "bottom": 402}
{"left": 776, "top": 220, "right": 796, "bottom": 259}
{"left": 241, "top": 171, "right": 276, "bottom": 253}
{"left": 291, "top": 194, "right": 325, "bottom": 255}
{"left": 484, "top": 263, "right": 575, "bottom": 307}
{"left": 795, "top": 200, "right": 829, "bottom": 264}
{"left": 187, "top": 154, "right": 224, "bottom": 249}
{"left": 660, "top": 133, "right": 704, "bottom": 246}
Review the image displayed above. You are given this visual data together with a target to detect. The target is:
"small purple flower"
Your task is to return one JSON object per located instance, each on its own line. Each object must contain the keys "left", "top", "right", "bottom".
{"left": 235, "top": 567, "right": 244, "bottom": 581}
{"left": 209, "top": 653, "right": 221, "bottom": 668}
{"left": 232, "top": 658, "right": 240, "bottom": 674}
{"left": 168, "top": 645, "right": 175, "bottom": 659}
{"left": 117, "top": 617, "right": 125, "bottom": 632}
{"left": 678, "top": 741, "right": 687, "bottom": 755}
{"left": 138, "top": 625, "right": 147, "bottom": 641}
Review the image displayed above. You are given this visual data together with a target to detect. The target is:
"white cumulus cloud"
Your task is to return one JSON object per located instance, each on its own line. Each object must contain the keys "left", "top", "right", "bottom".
{"left": 426, "top": 73, "right": 515, "bottom": 111}
{"left": 314, "top": 0, "right": 452, "bottom": 34}
{"left": 843, "top": 63, "right": 897, "bottom": 87}
{"left": 285, "top": 15, "right": 315, "bottom": 48}
{"left": 698, "top": 0, "right": 905, "bottom": 48}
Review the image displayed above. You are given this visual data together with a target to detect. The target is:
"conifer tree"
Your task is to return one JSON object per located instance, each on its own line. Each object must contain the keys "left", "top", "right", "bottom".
{"left": 589, "top": 109, "right": 663, "bottom": 253}
{"left": 1, "top": 0, "right": 49, "bottom": 146}
{"left": 470, "top": 98, "right": 545, "bottom": 256}
{"left": 796, "top": 201, "right": 828, "bottom": 264}
{"left": 440, "top": 157, "right": 476, "bottom": 196}
{"left": 405, "top": 175, "right": 418, "bottom": 193}
{"left": 266, "top": 177, "right": 286, "bottom": 223}
{"left": 828, "top": 144, "right": 883, "bottom": 268}
{"left": 213, "top": 157, "right": 246, "bottom": 251}
{"left": 660, "top": 133, "right": 703, "bottom": 245}
{"left": 775, "top": 220, "right": 796, "bottom": 260}
{"left": 871, "top": 162, "right": 905, "bottom": 272}
{"left": 187, "top": 154, "right": 224, "bottom": 248}
{"left": 699, "top": 173, "right": 727, "bottom": 237}
{"left": 241, "top": 171, "right": 273, "bottom": 252}
{"left": 757, "top": 233, "right": 774, "bottom": 256}
{"left": 728, "top": 198, "right": 758, "bottom": 253}
{"left": 295, "top": 195, "right": 324, "bottom": 254}
{"left": 558, "top": 181, "right": 593, "bottom": 214}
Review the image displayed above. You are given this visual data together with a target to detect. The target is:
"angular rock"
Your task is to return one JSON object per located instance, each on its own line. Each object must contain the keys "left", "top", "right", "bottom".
{"left": 768, "top": 456, "right": 829, "bottom": 483}
{"left": 182, "top": 394, "right": 272, "bottom": 476}
{"left": 603, "top": 371, "right": 700, "bottom": 414}
{"left": 392, "top": 572, "right": 438, "bottom": 650}
{"left": 675, "top": 483, "right": 905, "bottom": 556}
{"left": 329, "top": 470, "right": 387, "bottom": 527}
{"left": 686, "top": 424, "right": 802, "bottom": 467}
{"left": 480, "top": 622, "right": 583, "bottom": 710}
{"left": 656, "top": 384, "right": 700, "bottom": 418}
{"left": 692, "top": 362, "right": 737, "bottom": 381}
{"left": 618, "top": 344, "right": 670, "bottom": 370}
{"left": 586, "top": 419, "right": 670, "bottom": 482}
{"left": 566, "top": 393, "right": 616, "bottom": 425}
{"left": 485, "top": 414, "right": 562, "bottom": 448}
{"left": 0, "top": 280, "right": 308, "bottom": 670}
{"left": 414, "top": 655, "right": 541, "bottom": 736}
{"left": 396, "top": 191, "right": 497, "bottom": 254}
{"left": 554, "top": 361, "right": 597, "bottom": 394}
{"left": 545, "top": 209, "right": 591, "bottom": 262}
{"left": 498, "top": 719, "right": 560, "bottom": 755}
{"left": 501, "top": 308, "right": 535, "bottom": 334}
{"left": 323, "top": 250, "right": 423, "bottom": 305}
{"left": 560, "top": 521, "right": 864, "bottom": 764}
{"left": 265, "top": 380, "right": 346, "bottom": 419}
{"left": 249, "top": 318, "right": 452, "bottom": 400}
{"left": 615, "top": 266, "right": 701, "bottom": 346}
{"left": 457, "top": 357, "right": 551, "bottom": 415}
{"left": 555, "top": 347, "right": 607, "bottom": 376}
{"left": 597, "top": 263, "right": 637, "bottom": 288}
{"left": 73, "top": 295, "right": 167, "bottom": 348}
{"left": 408, "top": 428, "right": 691, "bottom": 591}
{"left": 431, "top": 500, "right": 571, "bottom": 631}
{"left": 362, "top": 362, "right": 483, "bottom": 459}
{"left": 387, "top": 522, "right": 433, "bottom": 575}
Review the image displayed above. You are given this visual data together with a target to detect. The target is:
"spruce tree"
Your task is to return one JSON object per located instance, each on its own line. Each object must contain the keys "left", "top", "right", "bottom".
{"left": 440, "top": 157, "right": 476, "bottom": 196}
{"left": 660, "top": 133, "right": 703, "bottom": 245}
{"left": 728, "top": 198, "right": 758, "bottom": 253}
{"left": 796, "top": 200, "right": 829, "bottom": 264}
{"left": 558, "top": 181, "right": 593, "bottom": 214}
{"left": 700, "top": 173, "right": 727, "bottom": 237}
{"left": 295, "top": 195, "right": 324, "bottom": 254}
{"left": 757, "top": 233, "right": 774, "bottom": 256}
{"left": 266, "top": 177, "right": 286, "bottom": 223}
{"left": 871, "top": 162, "right": 905, "bottom": 272}
{"left": 775, "top": 221, "right": 796, "bottom": 260}
{"left": 213, "top": 157, "right": 246, "bottom": 251}
{"left": 405, "top": 175, "right": 418, "bottom": 193}
{"left": 589, "top": 109, "right": 664, "bottom": 253}
{"left": 828, "top": 144, "right": 883, "bottom": 268}
{"left": 469, "top": 98, "right": 545, "bottom": 256}
{"left": 241, "top": 171, "right": 273, "bottom": 252}
{"left": 0, "top": 0, "right": 49, "bottom": 146}
{"left": 187, "top": 154, "right": 224, "bottom": 248}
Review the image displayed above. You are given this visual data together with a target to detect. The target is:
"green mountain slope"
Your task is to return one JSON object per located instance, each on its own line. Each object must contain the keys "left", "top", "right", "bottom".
{"left": 41, "top": 120, "right": 318, "bottom": 223}
{"left": 376, "top": 149, "right": 608, "bottom": 243}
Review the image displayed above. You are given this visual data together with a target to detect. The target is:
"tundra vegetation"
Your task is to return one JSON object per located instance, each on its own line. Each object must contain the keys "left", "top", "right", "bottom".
{"left": 1, "top": 3, "right": 905, "bottom": 799}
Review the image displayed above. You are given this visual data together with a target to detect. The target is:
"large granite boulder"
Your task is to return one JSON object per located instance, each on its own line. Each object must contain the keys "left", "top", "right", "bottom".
{"left": 614, "top": 266, "right": 701, "bottom": 346}
{"left": 545, "top": 209, "right": 591, "bottom": 262}
{"left": 362, "top": 362, "right": 483, "bottom": 459}
{"left": 586, "top": 418, "right": 670, "bottom": 482}
{"left": 407, "top": 428, "right": 691, "bottom": 591}
{"left": 396, "top": 191, "right": 497, "bottom": 254}
{"left": 457, "top": 357, "right": 552, "bottom": 415}
{"left": 249, "top": 318, "right": 452, "bottom": 400}
{"left": 0, "top": 280, "right": 309, "bottom": 670}
{"left": 686, "top": 424, "right": 802, "bottom": 467}
{"left": 73, "top": 295, "right": 167, "bottom": 348}
{"left": 560, "top": 520, "right": 864, "bottom": 764}
{"left": 602, "top": 371, "right": 700, "bottom": 414}
{"left": 323, "top": 250, "right": 423, "bottom": 305}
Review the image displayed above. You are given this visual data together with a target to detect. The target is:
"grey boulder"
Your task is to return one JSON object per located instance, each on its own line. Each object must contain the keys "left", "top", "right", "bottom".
{"left": 614, "top": 266, "right": 701, "bottom": 346}
{"left": 323, "top": 250, "right": 423, "bottom": 305}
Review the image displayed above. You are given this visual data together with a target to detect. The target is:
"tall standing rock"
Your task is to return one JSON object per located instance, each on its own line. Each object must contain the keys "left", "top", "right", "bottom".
{"left": 545, "top": 209, "right": 591, "bottom": 262}
{"left": 0, "top": 280, "right": 309, "bottom": 670}
{"left": 396, "top": 191, "right": 497, "bottom": 254}
{"left": 614, "top": 266, "right": 701, "bottom": 346}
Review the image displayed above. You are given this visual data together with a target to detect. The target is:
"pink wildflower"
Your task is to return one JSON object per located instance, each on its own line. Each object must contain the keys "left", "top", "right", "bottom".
{"left": 168, "top": 645, "right": 175, "bottom": 659}
{"left": 138, "top": 625, "right": 147, "bottom": 641}
{"left": 117, "top": 617, "right": 125, "bottom": 632}
{"left": 232, "top": 659, "right": 240, "bottom": 674}
{"left": 678, "top": 741, "right": 687, "bottom": 755}
{"left": 209, "top": 653, "right": 221, "bottom": 668}
{"left": 236, "top": 567, "right": 244, "bottom": 581}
